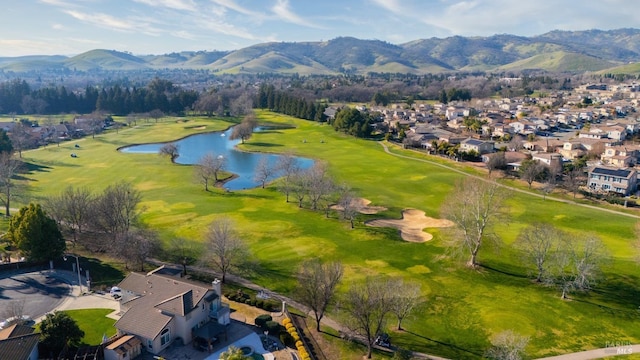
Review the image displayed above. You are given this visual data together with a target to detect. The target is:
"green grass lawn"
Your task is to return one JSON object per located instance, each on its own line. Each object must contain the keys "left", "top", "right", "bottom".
{"left": 62, "top": 309, "right": 117, "bottom": 346}
{"left": 19, "top": 112, "right": 640, "bottom": 359}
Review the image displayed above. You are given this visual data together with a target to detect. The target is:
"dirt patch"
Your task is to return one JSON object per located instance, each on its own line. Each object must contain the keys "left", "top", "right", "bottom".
{"left": 330, "top": 198, "right": 387, "bottom": 215}
{"left": 366, "top": 208, "right": 453, "bottom": 242}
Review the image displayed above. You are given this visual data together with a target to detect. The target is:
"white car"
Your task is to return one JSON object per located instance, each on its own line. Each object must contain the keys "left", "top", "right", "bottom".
{"left": 109, "top": 286, "right": 122, "bottom": 299}
{"left": 0, "top": 315, "right": 32, "bottom": 329}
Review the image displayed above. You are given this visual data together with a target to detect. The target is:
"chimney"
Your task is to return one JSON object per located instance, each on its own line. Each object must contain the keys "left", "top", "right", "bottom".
{"left": 212, "top": 279, "right": 221, "bottom": 296}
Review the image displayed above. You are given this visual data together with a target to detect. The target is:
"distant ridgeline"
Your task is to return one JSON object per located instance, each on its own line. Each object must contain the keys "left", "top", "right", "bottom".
{"left": 3, "top": 29, "right": 640, "bottom": 75}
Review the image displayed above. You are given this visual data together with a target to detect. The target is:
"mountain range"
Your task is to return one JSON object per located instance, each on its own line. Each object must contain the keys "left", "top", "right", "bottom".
{"left": 3, "top": 28, "right": 640, "bottom": 75}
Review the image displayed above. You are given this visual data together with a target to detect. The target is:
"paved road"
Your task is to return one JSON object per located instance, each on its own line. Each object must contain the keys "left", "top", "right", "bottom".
{"left": 0, "top": 270, "right": 70, "bottom": 320}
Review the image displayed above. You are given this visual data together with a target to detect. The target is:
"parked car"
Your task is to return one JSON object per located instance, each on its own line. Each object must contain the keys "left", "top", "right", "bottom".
{"left": 0, "top": 315, "right": 33, "bottom": 329}
{"left": 109, "top": 286, "right": 122, "bottom": 299}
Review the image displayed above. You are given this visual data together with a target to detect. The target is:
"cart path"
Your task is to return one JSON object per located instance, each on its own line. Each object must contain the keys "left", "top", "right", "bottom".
{"left": 378, "top": 142, "right": 640, "bottom": 219}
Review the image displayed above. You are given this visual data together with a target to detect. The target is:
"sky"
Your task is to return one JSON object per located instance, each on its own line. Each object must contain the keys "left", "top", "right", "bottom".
{"left": 1, "top": 0, "right": 639, "bottom": 57}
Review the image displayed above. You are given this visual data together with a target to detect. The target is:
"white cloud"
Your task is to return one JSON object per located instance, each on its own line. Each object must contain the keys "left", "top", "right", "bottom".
{"left": 171, "top": 30, "right": 196, "bottom": 40}
{"left": 369, "top": 0, "right": 405, "bottom": 14}
{"left": 133, "top": 0, "right": 197, "bottom": 12}
{"left": 210, "top": 0, "right": 264, "bottom": 18}
{"left": 271, "top": 0, "right": 323, "bottom": 28}
{"left": 52, "top": 23, "right": 64, "bottom": 30}
{"left": 64, "top": 10, "right": 162, "bottom": 36}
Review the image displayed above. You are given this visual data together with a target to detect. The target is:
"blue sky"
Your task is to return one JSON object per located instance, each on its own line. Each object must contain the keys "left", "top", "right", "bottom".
{"left": 2, "top": 0, "right": 638, "bottom": 57}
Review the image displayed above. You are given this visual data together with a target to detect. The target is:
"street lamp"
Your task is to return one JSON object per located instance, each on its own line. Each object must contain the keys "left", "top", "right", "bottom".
{"left": 64, "top": 254, "right": 83, "bottom": 295}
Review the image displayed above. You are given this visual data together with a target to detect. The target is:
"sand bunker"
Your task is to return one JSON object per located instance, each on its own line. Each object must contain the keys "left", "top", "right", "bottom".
{"left": 330, "top": 198, "right": 387, "bottom": 215}
{"left": 366, "top": 209, "right": 453, "bottom": 242}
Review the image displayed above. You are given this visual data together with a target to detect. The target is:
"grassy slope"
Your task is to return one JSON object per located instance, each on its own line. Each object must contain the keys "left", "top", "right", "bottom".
{"left": 20, "top": 112, "right": 640, "bottom": 359}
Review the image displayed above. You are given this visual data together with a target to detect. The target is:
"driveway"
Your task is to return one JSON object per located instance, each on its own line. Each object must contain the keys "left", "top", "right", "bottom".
{"left": 0, "top": 270, "right": 70, "bottom": 320}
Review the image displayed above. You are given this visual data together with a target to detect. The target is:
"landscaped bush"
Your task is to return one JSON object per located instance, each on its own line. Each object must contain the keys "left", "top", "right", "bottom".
{"left": 282, "top": 318, "right": 291, "bottom": 326}
{"left": 285, "top": 322, "right": 294, "bottom": 330}
{"left": 256, "top": 299, "right": 264, "bottom": 308}
{"left": 279, "top": 331, "right": 294, "bottom": 347}
{"left": 265, "top": 320, "right": 281, "bottom": 335}
{"left": 254, "top": 314, "right": 272, "bottom": 329}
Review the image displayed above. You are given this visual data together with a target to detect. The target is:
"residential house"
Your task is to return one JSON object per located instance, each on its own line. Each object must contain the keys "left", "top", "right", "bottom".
{"left": 532, "top": 153, "right": 563, "bottom": 171}
{"left": 114, "top": 267, "right": 231, "bottom": 355}
{"left": 104, "top": 335, "right": 142, "bottom": 360}
{"left": 588, "top": 166, "right": 638, "bottom": 195}
{"left": 559, "top": 141, "right": 586, "bottom": 160}
{"left": 460, "top": 138, "right": 494, "bottom": 155}
{"left": 601, "top": 145, "right": 640, "bottom": 167}
{"left": 0, "top": 324, "right": 39, "bottom": 360}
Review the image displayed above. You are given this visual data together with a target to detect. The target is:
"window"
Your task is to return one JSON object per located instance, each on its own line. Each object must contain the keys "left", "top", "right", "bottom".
{"left": 148, "top": 340, "right": 153, "bottom": 350}
{"left": 160, "top": 328, "right": 170, "bottom": 346}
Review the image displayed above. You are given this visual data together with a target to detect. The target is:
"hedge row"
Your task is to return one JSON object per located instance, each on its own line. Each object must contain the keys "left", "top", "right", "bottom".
{"left": 283, "top": 317, "right": 311, "bottom": 360}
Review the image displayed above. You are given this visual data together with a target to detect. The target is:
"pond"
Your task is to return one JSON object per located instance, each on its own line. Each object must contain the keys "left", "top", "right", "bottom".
{"left": 119, "top": 126, "right": 314, "bottom": 190}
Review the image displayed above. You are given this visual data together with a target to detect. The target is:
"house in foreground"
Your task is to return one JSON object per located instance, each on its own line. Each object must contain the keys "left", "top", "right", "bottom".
{"left": 587, "top": 166, "right": 638, "bottom": 196}
{"left": 0, "top": 324, "right": 39, "bottom": 360}
{"left": 114, "top": 267, "right": 230, "bottom": 355}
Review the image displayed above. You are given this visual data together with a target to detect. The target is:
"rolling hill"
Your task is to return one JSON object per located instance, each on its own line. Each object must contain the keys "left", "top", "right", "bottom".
{"left": 3, "top": 29, "right": 640, "bottom": 74}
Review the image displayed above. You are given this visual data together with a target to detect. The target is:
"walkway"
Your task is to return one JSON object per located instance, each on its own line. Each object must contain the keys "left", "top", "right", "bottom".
{"left": 378, "top": 142, "right": 640, "bottom": 219}
{"left": 535, "top": 344, "right": 639, "bottom": 359}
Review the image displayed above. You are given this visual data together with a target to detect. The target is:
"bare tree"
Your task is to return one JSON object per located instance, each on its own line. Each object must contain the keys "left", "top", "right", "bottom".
{"left": 159, "top": 143, "right": 179, "bottom": 162}
{"left": 343, "top": 277, "right": 394, "bottom": 359}
{"left": 230, "top": 113, "right": 257, "bottom": 144}
{"left": 520, "top": 159, "right": 546, "bottom": 189}
{"left": 45, "top": 186, "right": 93, "bottom": 247}
{"left": 230, "top": 93, "right": 253, "bottom": 116}
{"left": 388, "top": 280, "right": 421, "bottom": 331}
{"left": 253, "top": 156, "right": 275, "bottom": 189}
{"left": 9, "top": 122, "right": 32, "bottom": 158}
{"left": 276, "top": 153, "right": 300, "bottom": 202}
{"left": 114, "top": 227, "right": 159, "bottom": 271}
{"left": 552, "top": 234, "right": 606, "bottom": 299}
{"left": 296, "top": 259, "right": 343, "bottom": 332}
{"left": 337, "top": 185, "right": 361, "bottom": 228}
{"left": 515, "top": 223, "right": 563, "bottom": 282}
{"left": 168, "top": 237, "right": 201, "bottom": 276}
{"left": 484, "top": 330, "right": 529, "bottom": 360}
{"left": 203, "top": 217, "right": 249, "bottom": 283}
{"left": 83, "top": 112, "right": 105, "bottom": 139}
{"left": 563, "top": 165, "right": 584, "bottom": 199}
{"left": 290, "top": 170, "right": 309, "bottom": 208}
{"left": 306, "top": 163, "right": 335, "bottom": 212}
{"left": 441, "top": 177, "right": 506, "bottom": 267}
{"left": 195, "top": 153, "right": 225, "bottom": 191}
{"left": 0, "top": 153, "right": 21, "bottom": 216}
{"left": 486, "top": 152, "right": 507, "bottom": 175}
{"left": 149, "top": 109, "right": 164, "bottom": 123}
{"left": 125, "top": 113, "right": 138, "bottom": 127}
{"left": 91, "top": 182, "right": 142, "bottom": 245}
{"left": 1, "top": 299, "right": 26, "bottom": 324}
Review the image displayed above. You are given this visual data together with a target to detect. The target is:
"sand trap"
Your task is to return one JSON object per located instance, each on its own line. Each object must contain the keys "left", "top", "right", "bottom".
{"left": 330, "top": 198, "right": 387, "bottom": 215}
{"left": 366, "top": 209, "right": 453, "bottom": 242}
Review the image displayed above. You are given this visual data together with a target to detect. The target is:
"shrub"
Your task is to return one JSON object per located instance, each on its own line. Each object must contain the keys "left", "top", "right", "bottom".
{"left": 265, "top": 321, "right": 281, "bottom": 335}
{"left": 279, "top": 332, "right": 294, "bottom": 347}
{"left": 249, "top": 298, "right": 257, "bottom": 306}
{"left": 285, "top": 323, "right": 294, "bottom": 330}
{"left": 245, "top": 298, "right": 252, "bottom": 305}
{"left": 282, "top": 318, "right": 291, "bottom": 325}
{"left": 255, "top": 314, "right": 272, "bottom": 329}
{"left": 256, "top": 299, "right": 264, "bottom": 308}
{"left": 295, "top": 340, "right": 303, "bottom": 348}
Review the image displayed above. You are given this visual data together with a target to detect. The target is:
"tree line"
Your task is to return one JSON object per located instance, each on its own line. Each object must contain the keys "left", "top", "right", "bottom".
{"left": 0, "top": 77, "right": 198, "bottom": 116}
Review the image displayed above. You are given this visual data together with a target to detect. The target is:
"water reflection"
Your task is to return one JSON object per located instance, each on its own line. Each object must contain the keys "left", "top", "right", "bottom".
{"left": 120, "top": 127, "right": 313, "bottom": 190}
